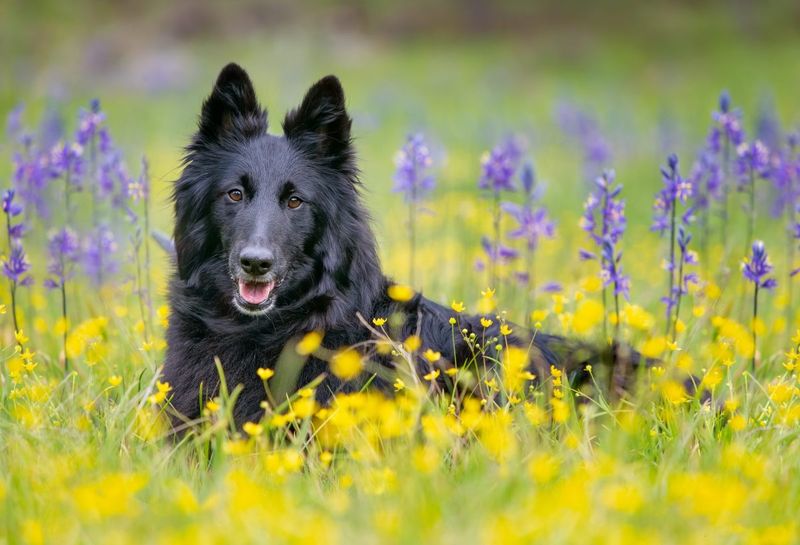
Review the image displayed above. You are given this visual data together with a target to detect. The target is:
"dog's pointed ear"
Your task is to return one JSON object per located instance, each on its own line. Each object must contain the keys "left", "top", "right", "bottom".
{"left": 282, "top": 75, "right": 354, "bottom": 173}
{"left": 197, "top": 63, "right": 267, "bottom": 143}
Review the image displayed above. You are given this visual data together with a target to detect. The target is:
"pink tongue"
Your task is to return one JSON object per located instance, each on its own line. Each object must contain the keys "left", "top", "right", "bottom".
{"left": 238, "top": 280, "right": 274, "bottom": 305}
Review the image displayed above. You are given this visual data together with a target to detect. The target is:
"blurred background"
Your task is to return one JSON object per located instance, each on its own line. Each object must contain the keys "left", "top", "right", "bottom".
{"left": 2, "top": 0, "right": 799, "bottom": 307}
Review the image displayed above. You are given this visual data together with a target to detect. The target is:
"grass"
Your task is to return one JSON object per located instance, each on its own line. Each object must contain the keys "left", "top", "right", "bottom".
{"left": 2, "top": 19, "right": 800, "bottom": 545}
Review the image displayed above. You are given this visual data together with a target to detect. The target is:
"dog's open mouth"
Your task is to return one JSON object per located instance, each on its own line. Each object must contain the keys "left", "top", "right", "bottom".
{"left": 235, "top": 278, "right": 277, "bottom": 308}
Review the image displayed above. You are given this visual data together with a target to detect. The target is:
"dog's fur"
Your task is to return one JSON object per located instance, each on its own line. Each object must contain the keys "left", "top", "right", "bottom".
{"left": 162, "top": 63, "right": 602, "bottom": 429}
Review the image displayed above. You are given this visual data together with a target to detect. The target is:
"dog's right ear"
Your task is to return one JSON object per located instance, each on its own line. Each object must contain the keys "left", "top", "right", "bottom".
{"left": 196, "top": 63, "right": 267, "bottom": 144}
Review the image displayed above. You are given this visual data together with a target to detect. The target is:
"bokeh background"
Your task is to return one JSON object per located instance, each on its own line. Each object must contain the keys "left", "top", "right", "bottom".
{"left": 2, "top": 0, "right": 800, "bottom": 312}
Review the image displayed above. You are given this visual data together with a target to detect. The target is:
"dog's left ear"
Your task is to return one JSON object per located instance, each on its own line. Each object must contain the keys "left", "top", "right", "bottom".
{"left": 282, "top": 75, "right": 354, "bottom": 173}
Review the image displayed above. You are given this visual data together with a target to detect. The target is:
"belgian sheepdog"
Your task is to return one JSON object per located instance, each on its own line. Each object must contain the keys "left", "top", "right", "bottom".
{"left": 163, "top": 63, "right": 626, "bottom": 429}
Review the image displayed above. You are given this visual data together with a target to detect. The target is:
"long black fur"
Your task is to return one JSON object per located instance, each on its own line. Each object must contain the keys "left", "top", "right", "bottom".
{"left": 162, "top": 63, "right": 617, "bottom": 429}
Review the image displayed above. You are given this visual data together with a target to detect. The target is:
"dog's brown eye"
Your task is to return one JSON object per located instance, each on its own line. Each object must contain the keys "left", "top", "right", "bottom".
{"left": 287, "top": 196, "right": 303, "bottom": 209}
{"left": 227, "top": 189, "right": 243, "bottom": 202}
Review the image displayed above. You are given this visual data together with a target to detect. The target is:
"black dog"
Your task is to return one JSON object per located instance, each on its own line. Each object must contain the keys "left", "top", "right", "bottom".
{"left": 162, "top": 63, "right": 613, "bottom": 430}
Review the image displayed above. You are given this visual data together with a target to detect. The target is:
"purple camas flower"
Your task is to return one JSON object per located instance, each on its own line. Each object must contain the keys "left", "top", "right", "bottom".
{"left": 580, "top": 170, "right": 629, "bottom": 300}
{"left": 83, "top": 225, "right": 119, "bottom": 283}
{"left": 75, "top": 99, "right": 106, "bottom": 147}
{"left": 707, "top": 91, "right": 745, "bottom": 153}
{"left": 652, "top": 154, "right": 693, "bottom": 235}
{"left": 6, "top": 104, "right": 25, "bottom": 142}
{"left": 393, "top": 133, "right": 435, "bottom": 202}
{"left": 44, "top": 227, "right": 81, "bottom": 289}
{"left": 742, "top": 240, "right": 777, "bottom": 289}
{"left": 502, "top": 163, "right": 555, "bottom": 251}
{"left": 480, "top": 236, "right": 518, "bottom": 263}
{"left": 3, "top": 244, "right": 32, "bottom": 285}
{"left": 555, "top": 101, "right": 611, "bottom": 179}
{"left": 478, "top": 137, "right": 523, "bottom": 192}
{"left": 735, "top": 140, "right": 770, "bottom": 188}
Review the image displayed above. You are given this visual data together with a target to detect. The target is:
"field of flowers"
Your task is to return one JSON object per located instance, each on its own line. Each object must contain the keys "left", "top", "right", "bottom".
{"left": 2, "top": 10, "right": 800, "bottom": 544}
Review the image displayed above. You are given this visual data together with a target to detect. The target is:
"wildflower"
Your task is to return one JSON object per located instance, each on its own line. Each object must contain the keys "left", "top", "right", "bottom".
{"left": 393, "top": 133, "right": 436, "bottom": 284}
{"left": 83, "top": 225, "right": 119, "bottom": 284}
{"left": 478, "top": 137, "right": 523, "bottom": 192}
{"left": 499, "top": 324, "right": 512, "bottom": 336}
{"left": 108, "top": 375, "right": 122, "bottom": 387}
{"left": 257, "top": 367, "right": 275, "bottom": 381}
{"left": 148, "top": 381, "right": 172, "bottom": 404}
{"left": 555, "top": 101, "right": 612, "bottom": 180}
{"left": 242, "top": 422, "right": 263, "bottom": 437}
{"left": 296, "top": 331, "right": 323, "bottom": 355}
{"left": 480, "top": 317, "right": 493, "bottom": 328}
{"left": 579, "top": 169, "right": 629, "bottom": 337}
{"left": 423, "top": 369, "right": 440, "bottom": 381}
{"left": 330, "top": 348, "right": 362, "bottom": 381}
{"left": 372, "top": 317, "right": 387, "bottom": 327}
{"left": 403, "top": 335, "right": 421, "bottom": 352}
{"left": 387, "top": 283, "right": 414, "bottom": 302}
{"left": 743, "top": 240, "right": 777, "bottom": 290}
{"left": 14, "top": 329, "right": 29, "bottom": 346}
{"left": 393, "top": 378, "right": 405, "bottom": 392}
{"left": 422, "top": 349, "right": 441, "bottom": 363}
{"left": 451, "top": 301, "right": 465, "bottom": 313}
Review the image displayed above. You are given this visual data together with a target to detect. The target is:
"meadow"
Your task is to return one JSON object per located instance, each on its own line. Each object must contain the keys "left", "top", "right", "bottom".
{"left": 2, "top": 8, "right": 800, "bottom": 544}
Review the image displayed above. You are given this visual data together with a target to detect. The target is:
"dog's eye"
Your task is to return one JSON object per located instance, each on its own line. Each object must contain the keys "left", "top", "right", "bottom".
{"left": 227, "top": 189, "right": 243, "bottom": 202}
{"left": 287, "top": 196, "right": 303, "bottom": 209}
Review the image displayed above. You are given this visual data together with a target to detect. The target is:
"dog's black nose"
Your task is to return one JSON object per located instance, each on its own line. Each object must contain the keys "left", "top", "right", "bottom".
{"left": 239, "top": 247, "right": 274, "bottom": 276}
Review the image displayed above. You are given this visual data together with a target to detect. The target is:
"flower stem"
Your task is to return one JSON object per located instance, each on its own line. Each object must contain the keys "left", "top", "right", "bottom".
{"left": 752, "top": 283, "right": 759, "bottom": 373}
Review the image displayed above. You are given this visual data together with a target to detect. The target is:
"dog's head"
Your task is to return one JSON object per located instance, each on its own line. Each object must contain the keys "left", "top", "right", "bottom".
{"left": 174, "top": 63, "right": 375, "bottom": 319}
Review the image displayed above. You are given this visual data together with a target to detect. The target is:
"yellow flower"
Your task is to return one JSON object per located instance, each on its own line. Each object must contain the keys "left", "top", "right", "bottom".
{"left": 444, "top": 367, "right": 458, "bottom": 376}
{"left": 157, "top": 305, "right": 170, "bottom": 328}
{"left": 296, "top": 330, "right": 323, "bottom": 355}
{"left": 372, "top": 317, "right": 387, "bottom": 327}
{"left": 15, "top": 329, "right": 28, "bottom": 345}
{"left": 387, "top": 284, "right": 414, "bottom": 302}
{"left": 530, "top": 309, "right": 549, "bottom": 323}
{"left": 480, "top": 317, "right": 493, "bottom": 328}
{"left": 330, "top": 348, "right": 362, "bottom": 380}
{"left": 499, "top": 324, "right": 512, "bottom": 336}
{"left": 422, "top": 349, "right": 441, "bottom": 363}
{"left": 403, "top": 335, "right": 421, "bottom": 352}
{"left": 729, "top": 414, "right": 747, "bottom": 431}
{"left": 108, "top": 375, "right": 122, "bottom": 387}
{"left": 257, "top": 367, "right": 275, "bottom": 381}
{"left": 572, "top": 299, "right": 603, "bottom": 334}
{"left": 423, "top": 369, "right": 440, "bottom": 381}
{"left": 242, "top": 421, "right": 263, "bottom": 436}
{"left": 662, "top": 380, "right": 687, "bottom": 404}
{"left": 205, "top": 399, "right": 221, "bottom": 413}
{"left": 451, "top": 301, "right": 465, "bottom": 313}
{"left": 393, "top": 378, "right": 406, "bottom": 392}
{"left": 148, "top": 381, "right": 173, "bottom": 404}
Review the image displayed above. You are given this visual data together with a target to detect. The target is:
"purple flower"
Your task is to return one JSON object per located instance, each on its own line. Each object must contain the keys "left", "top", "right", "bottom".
{"left": 742, "top": 240, "right": 777, "bottom": 289}
{"left": 651, "top": 154, "right": 693, "bottom": 235}
{"left": 580, "top": 170, "right": 629, "bottom": 300}
{"left": 45, "top": 227, "right": 81, "bottom": 289}
{"left": 83, "top": 225, "right": 119, "bottom": 283}
{"left": 479, "top": 236, "right": 518, "bottom": 263}
{"left": 2, "top": 244, "right": 32, "bottom": 285}
{"left": 6, "top": 104, "right": 25, "bottom": 142}
{"left": 479, "top": 137, "right": 523, "bottom": 192}
{"left": 735, "top": 140, "right": 770, "bottom": 187}
{"left": 555, "top": 101, "right": 611, "bottom": 178}
{"left": 708, "top": 91, "right": 745, "bottom": 152}
{"left": 392, "top": 133, "right": 435, "bottom": 202}
{"left": 502, "top": 203, "right": 555, "bottom": 251}
{"left": 75, "top": 100, "right": 106, "bottom": 147}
